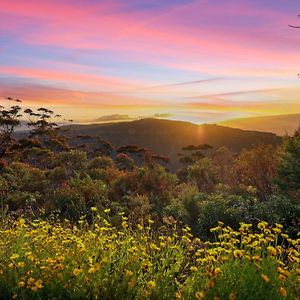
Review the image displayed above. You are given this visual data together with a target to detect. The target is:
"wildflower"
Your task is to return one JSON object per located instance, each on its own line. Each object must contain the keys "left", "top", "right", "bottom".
{"left": 8, "top": 263, "right": 14, "bottom": 269}
{"left": 121, "top": 221, "right": 128, "bottom": 229}
{"left": 88, "top": 267, "right": 96, "bottom": 274}
{"left": 267, "top": 246, "right": 277, "bottom": 256}
{"left": 137, "top": 224, "right": 144, "bottom": 230}
{"left": 129, "top": 278, "right": 136, "bottom": 288}
{"left": 190, "top": 266, "right": 198, "bottom": 272}
{"left": 125, "top": 270, "right": 133, "bottom": 277}
{"left": 273, "top": 227, "right": 281, "bottom": 234}
{"left": 19, "top": 281, "right": 25, "bottom": 288}
{"left": 261, "top": 274, "right": 269, "bottom": 283}
{"left": 233, "top": 249, "right": 243, "bottom": 258}
{"left": 147, "top": 280, "right": 156, "bottom": 289}
{"left": 210, "top": 226, "right": 221, "bottom": 232}
{"left": 104, "top": 208, "right": 110, "bottom": 213}
{"left": 31, "top": 286, "right": 38, "bottom": 292}
{"left": 278, "top": 274, "right": 286, "bottom": 281}
{"left": 148, "top": 218, "right": 154, "bottom": 224}
{"left": 229, "top": 292, "right": 236, "bottom": 300}
{"left": 257, "top": 221, "right": 267, "bottom": 230}
{"left": 213, "top": 267, "right": 221, "bottom": 277}
{"left": 34, "top": 279, "right": 43, "bottom": 289}
{"left": 252, "top": 255, "right": 261, "bottom": 262}
{"left": 195, "top": 291, "right": 205, "bottom": 299}
{"left": 17, "top": 261, "right": 25, "bottom": 268}
{"left": 10, "top": 254, "right": 19, "bottom": 260}
{"left": 102, "top": 256, "right": 109, "bottom": 263}
{"left": 279, "top": 287, "right": 287, "bottom": 297}
{"left": 73, "top": 268, "right": 83, "bottom": 276}
{"left": 208, "top": 280, "right": 215, "bottom": 289}
{"left": 91, "top": 207, "right": 97, "bottom": 212}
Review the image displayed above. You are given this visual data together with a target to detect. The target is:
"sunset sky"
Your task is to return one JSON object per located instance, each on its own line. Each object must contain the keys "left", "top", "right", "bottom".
{"left": 0, "top": 0, "right": 300, "bottom": 123}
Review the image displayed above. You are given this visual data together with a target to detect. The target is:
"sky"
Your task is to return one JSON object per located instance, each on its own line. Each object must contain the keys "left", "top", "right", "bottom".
{"left": 0, "top": 0, "right": 300, "bottom": 123}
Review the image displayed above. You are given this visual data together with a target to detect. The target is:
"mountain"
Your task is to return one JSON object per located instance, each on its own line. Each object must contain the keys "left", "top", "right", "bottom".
{"left": 65, "top": 118, "right": 281, "bottom": 171}
{"left": 218, "top": 113, "right": 300, "bottom": 136}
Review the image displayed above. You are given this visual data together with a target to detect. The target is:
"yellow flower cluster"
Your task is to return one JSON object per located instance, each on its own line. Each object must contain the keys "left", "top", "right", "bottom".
{"left": 0, "top": 217, "right": 298, "bottom": 299}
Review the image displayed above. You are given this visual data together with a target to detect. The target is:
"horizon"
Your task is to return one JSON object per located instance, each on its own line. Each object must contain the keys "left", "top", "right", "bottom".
{"left": 1, "top": 0, "right": 300, "bottom": 123}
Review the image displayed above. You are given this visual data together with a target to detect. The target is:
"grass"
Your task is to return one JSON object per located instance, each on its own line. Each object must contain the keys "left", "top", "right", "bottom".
{"left": 0, "top": 210, "right": 299, "bottom": 299}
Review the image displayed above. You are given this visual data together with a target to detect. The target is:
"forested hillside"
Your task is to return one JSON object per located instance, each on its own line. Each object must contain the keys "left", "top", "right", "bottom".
{"left": 0, "top": 102, "right": 299, "bottom": 299}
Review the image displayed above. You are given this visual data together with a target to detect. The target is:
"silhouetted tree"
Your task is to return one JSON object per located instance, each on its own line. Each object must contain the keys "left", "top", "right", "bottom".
{"left": 0, "top": 99, "right": 22, "bottom": 159}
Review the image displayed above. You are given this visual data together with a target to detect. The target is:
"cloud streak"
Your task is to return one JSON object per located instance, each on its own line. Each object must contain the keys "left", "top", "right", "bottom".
{"left": 1, "top": 0, "right": 300, "bottom": 122}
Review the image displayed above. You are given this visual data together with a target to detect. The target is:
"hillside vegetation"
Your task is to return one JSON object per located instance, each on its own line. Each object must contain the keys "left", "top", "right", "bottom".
{"left": 0, "top": 100, "right": 299, "bottom": 299}
{"left": 64, "top": 118, "right": 281, "bottom": 171}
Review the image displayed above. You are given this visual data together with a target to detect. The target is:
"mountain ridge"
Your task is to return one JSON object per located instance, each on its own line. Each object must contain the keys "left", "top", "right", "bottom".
{"left": 66, "top": 118, "right": 281, "bottom": 171}
{"left": 218, "top": 113, "right": 300, "bottom": 136}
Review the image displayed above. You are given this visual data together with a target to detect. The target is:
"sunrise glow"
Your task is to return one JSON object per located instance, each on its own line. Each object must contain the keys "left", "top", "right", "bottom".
{"left": 1, "top": 0, "right": 300, "bottom": 123}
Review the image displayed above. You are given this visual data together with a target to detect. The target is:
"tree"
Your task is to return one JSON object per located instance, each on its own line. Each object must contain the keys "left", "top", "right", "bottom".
{"left": 235, "top": 144, "right": 278, "bottom": 200}
{"left": 0, "top": 99, "right": 22, "bottom": 159}
{"left": 24, "top": 107, "right": 69, "bottom": 152}
{"left": 276, "top": 128, "right": 300, "bottom": 198}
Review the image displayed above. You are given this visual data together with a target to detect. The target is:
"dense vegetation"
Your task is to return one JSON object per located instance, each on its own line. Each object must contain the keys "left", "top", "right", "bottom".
{"left": 0, "top": 99, "right": 299, "bottom": 299}
{"left": 0, "top": 215, "right": 299, "bottom": 299}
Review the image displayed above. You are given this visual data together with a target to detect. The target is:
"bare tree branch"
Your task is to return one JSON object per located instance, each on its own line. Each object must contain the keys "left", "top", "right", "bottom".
{"left": 289, "top": 15, "right": 300, "bottom": 28}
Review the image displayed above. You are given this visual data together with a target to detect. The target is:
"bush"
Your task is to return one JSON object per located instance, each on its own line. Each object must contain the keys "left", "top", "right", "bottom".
{"left": 53, "top": 176, "right": 107, "bottom": 220}
{"left": 196, "top": 193, "right": 257, "bottom": 239}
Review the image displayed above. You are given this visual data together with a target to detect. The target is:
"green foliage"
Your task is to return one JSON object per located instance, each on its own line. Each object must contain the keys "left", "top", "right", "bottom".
{"left": 196, "top": 193, "right": 257, "bottom": 239}
{"left": 164, "top": 183, "right": 200, "bottom": 230}
{"left": 187, "top": 158, "right": 217, "bottom": 193}
{"left": 53, "top": 175, "right": 107, "bottom": 220}
{"left": 276, "top": 129, "right": 300, "bottom": 196}
{"left": 254, "top": 195, "right": 300, "bottom": 236}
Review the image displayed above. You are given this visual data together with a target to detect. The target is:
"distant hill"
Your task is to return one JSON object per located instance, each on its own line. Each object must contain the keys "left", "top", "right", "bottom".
{"left": 219, "top": 113, "right": 300, "bottom": 136}
{"left": 65, "top": 118, "right": 281, "bottom": 171}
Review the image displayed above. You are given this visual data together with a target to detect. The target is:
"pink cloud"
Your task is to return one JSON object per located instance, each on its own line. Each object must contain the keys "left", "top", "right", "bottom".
{"left": 2, "top": 0, "right": 299, "bottom": 70}
{"left": 0, "top": 66, "right": 146, "bottom": 90}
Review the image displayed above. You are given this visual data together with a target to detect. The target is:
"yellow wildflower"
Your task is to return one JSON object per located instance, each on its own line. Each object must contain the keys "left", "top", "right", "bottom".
{"left": 195, "top": 291, "right": 205, "bottom": 299}
{"left": 213, "top": 267, "right": 222, "bottom": 277}
{"left": 17, "top": 261, "right": 25, "bottom": 268}
{"left": 129, "top": 278, "right": 136, "bottom": 288}
{"left": 19, "top": 281, "right": 25, "bottom": 288}
{"left": 208, "top": 280, "right": 215, "bottom": 289}
{"left": 88, "top": 267, "right": 96, "bottom": 274}
{"left": 233, "top": 249, "right": 243, "bottom": 258}
{"left": 73, "top": 268, "right": 83, "bottom": 276}
{"left": 147, "top": 280, "right": 156, "bottom": 289}
{"left": 279, "top": 287, "right": 287, "bottom": 297}
{"left": 267, "top": 246, "right": 277, "bottom": 256}
{"left": 190, "top": 266, "right": 198, "bottom": 272}
{"left": 10, "top": 254, "right": 19, "bottom": 260}
{"left": 261, "top": 274, "right": 269, "bottom": 283}
{"left": 125, "top": 270, "right": 133, "bottom": 277}
{"left": 278, "top": 274, "right": 286, "bottom": 281}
